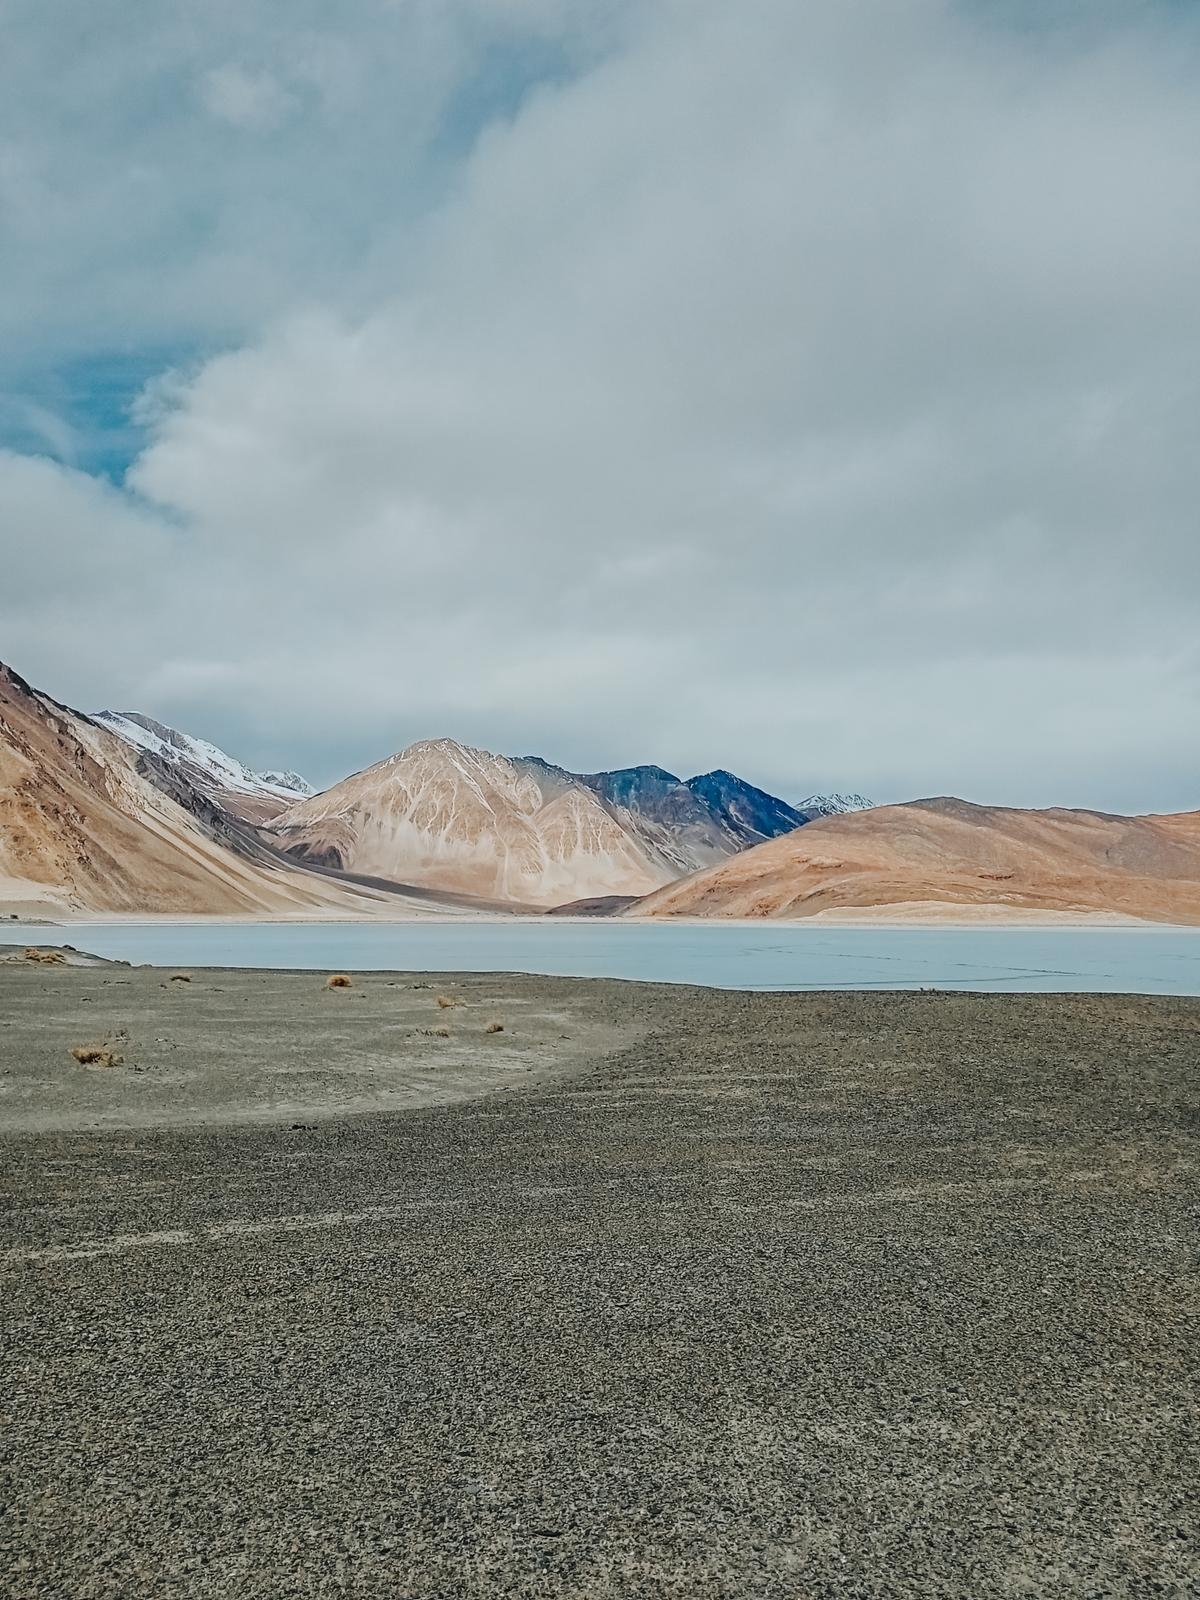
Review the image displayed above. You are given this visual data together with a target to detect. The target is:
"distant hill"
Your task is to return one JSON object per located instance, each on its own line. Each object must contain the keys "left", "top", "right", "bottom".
{"left": 633, "top": 796, "right": 1200, "bottom": 924}
{"left": 796, "top": 791, "right": 874, "bottom": 819}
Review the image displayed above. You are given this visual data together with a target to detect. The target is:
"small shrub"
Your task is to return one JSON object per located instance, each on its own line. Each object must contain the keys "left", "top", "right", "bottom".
{"left": 327, "top": 974, "right": 353, "bottom": 989}
{"left": 485, "top": 1021, "right": 504, "bottom": 1034}
{"left": 70, "top": 1046, "right": 123, "bottom": 1068}
{"left": 171, "top": 972, "right": 192, "bottom": 984}
{"left": 25, "top": 947, "right": 64, "bottom": 964}
{"left": 435, "top": 993, "right": 460, "bottom": 1009}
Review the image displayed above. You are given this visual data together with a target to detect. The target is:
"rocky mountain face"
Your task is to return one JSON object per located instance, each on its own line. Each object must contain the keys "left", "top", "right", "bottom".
{"left": 634, "top": 796, "right": 1200, "bottom": 924}
{"left": 268, "top": 745, "right": 809, "bottom": 906}
{"left": 94, "top": 712, "right": 314, "bottom": 823}
{"left": 516, "top": 760, "right": 727, "bottom": 877}
{"left": 516, "top": 759, "right": 806, "bottom": 874}
{"left": 684, "top": 769, "right": 807, "bottom": 847}
{"left": 0, "top": 663, "right": 381, "bottom": 916}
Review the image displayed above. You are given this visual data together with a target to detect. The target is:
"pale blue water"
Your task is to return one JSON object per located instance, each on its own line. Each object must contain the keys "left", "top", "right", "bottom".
{"left": 8, "top": 920, "right": 1200, "bottom": 994}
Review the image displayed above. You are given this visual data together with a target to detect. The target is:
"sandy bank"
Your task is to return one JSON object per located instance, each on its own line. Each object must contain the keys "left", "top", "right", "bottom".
{"left": 0, "top": 965, "right": 640, "bottom": 1132}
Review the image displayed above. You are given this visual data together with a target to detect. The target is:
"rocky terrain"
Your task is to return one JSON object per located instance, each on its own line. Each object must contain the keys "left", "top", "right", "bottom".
{"left": 637, "top": 795, "right": 1200, "bottom": 924}
{"left": 2, "top": 968, "right": 1196, "bottom": 1595}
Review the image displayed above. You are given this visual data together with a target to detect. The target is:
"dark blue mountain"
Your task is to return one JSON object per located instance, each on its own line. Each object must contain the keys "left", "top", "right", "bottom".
{"left": 515, "top": 755, "right": 804, "bottom": 873}
{"left": 685, "top": 769, "right": 806, "bottom": 848}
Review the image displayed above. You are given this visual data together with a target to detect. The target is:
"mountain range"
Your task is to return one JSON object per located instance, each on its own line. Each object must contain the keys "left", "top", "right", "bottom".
{"left": 0, "top": 660, "right": 826, "bottom": 915}
{"left": 1, "top": 656, "right": 1197, "bottom": 923}
{"left": 262, "top": 743, "right": 811, "bottom": 906}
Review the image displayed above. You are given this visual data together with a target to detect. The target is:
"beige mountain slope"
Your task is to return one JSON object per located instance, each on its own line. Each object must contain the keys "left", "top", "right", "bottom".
{"left": 267, "top": 739, "right": 683, "bottom": 906}
{"left": 633, "top": 797, "right": 1200, "bottom": 924}
{"left": 0, "top": 661, "right": 395, "bottom": 917}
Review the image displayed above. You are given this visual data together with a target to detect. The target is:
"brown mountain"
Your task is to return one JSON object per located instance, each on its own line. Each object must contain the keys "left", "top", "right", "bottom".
{"left": 633, "top": 796, "right": 1200, "bottom": 924}
{"left": 267, "top": 739, "right": 687, "bottom": 907}
{"left": 0, "top": 661, "right": 393, "bottom": 917}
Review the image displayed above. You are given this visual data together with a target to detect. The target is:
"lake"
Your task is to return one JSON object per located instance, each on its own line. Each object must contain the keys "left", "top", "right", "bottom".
{"left": 8, "top": 920, "right": 1200, "bottom": 994}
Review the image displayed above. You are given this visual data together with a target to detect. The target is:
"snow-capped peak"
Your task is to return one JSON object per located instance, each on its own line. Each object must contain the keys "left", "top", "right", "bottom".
{"left": 94, "top": 712, "right": 313, "bottom": 802}
{"left": 796, "top": 791, "right": 874, "bottom": 818}
{"left": 258, "top": 769, "right": 314, "bottom": 796}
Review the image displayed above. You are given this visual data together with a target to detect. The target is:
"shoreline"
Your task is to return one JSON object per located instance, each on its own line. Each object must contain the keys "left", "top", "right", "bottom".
{"left": 5, "top": 907, "right": 1194, "bottom": 931}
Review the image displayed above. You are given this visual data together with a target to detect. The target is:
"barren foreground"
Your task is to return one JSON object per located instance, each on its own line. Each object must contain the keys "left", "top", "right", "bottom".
{"left": 2, "top": 969, "right": 1198, "bottom": 1597}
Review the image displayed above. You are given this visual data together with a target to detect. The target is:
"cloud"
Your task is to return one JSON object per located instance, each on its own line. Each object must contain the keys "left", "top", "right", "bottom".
{"left": 0, "top": 0, "right": 624, "bottom": 370}
{"left": 2, "top": 0, "right": 1198, "bottom": 810}
{"left": 200, "top": 64, "right": 296, "bottom": 132}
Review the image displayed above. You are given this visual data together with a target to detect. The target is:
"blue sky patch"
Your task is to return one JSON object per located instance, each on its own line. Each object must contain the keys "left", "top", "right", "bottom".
{"left": 0, "top": 347, "right": 195, "bottom": 482}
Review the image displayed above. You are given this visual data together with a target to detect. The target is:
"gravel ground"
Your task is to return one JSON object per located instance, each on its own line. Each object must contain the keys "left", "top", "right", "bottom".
{"left": 2, "top": 973, "right": 1198, "bottom": 1597}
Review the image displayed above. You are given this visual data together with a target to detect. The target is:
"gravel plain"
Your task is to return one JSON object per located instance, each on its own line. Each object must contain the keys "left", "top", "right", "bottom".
{"left": 2, "top": 966, "right": 1198, "bottom": 1597}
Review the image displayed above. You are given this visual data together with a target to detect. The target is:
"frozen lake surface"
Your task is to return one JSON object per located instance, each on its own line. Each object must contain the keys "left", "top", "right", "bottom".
{"left": 9, "top": 920, "right": 1200, "bottom": 994}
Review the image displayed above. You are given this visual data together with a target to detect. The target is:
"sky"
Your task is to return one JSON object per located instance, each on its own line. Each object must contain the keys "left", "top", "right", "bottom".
{"left": 1, "top": 0, "right": 1197, "bottom": 810}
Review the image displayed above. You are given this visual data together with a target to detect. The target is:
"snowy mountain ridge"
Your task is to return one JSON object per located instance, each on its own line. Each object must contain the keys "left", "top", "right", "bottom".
{"left": 797, "top": 791, "right": 874, "bottom": 818}
{"left": 94, "top": 712, "right": 314, "bottom": 820}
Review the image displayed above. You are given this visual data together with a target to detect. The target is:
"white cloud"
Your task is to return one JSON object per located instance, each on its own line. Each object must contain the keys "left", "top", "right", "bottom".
{"left": 201, "top": 64, "right": 296, "bottom": 132}
{"left": 2, "top": 0, "right": 1198, "bottom": 809}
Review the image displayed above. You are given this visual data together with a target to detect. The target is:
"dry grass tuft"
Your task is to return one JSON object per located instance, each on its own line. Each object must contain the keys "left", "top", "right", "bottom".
{"left": 435, "top": 993, "right": 461, "bottom": 1009}
{"left": 70, "top": 1045, "right": 124, "bottom": 1068}
{"left": 25, "top": 947, "right": 65, "bottom": 964}
{"left": 171, "top": 972, "right": 192, "bottom": 983}
{"left": 327, "top": 973, "right": 353, "bottom": 989}
{"left": 485, "top": 1021, "right": 504, "bottom": 1034}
